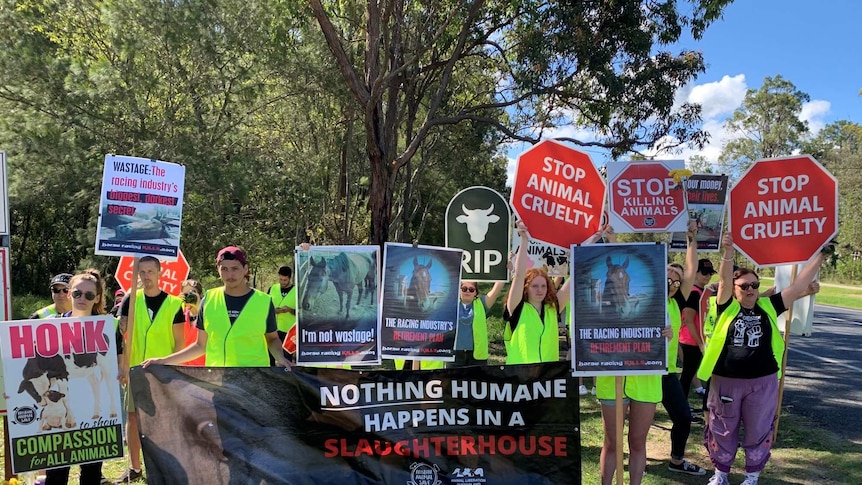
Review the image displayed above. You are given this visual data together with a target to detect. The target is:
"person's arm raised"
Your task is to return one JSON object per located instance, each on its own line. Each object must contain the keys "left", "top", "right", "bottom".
{"left": 716, "top": 233, "right": 734, "bottom": 305}
{"left": 506, "top": 222, "right": 530, "bottom": 312}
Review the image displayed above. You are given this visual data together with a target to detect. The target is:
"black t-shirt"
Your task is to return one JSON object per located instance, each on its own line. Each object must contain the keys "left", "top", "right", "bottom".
{"left": 280, "top": 285, "right": 293, "bottom": 298}
{"left": 671, "top": 288, "right": 695, "bottom": 311}
{"left": 198, "top": 290, "right": 277, "bottom": 333}
{"left": 121, "top": 291, "right": 185, "bottom": 324}
{"left": 713, "top": 293, "right": 787, "bottom": 379}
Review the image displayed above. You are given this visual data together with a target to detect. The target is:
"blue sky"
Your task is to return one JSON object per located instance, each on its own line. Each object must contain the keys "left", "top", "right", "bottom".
{"left": 506, "top": 0, "right": 862, "bottom": 183}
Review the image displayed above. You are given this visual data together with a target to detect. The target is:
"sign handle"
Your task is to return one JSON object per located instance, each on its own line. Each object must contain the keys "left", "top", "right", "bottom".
{"left": 615, "top": 376, "right": 624, "bottom": 485}
{"left": 3, "top": 416, "right": 13, "bottom": 480}
{"left": 773, "top": 264, "right": 798, "bottom": 442}
{"left": 121, "top": 258, "right": 140, "bottom": 386}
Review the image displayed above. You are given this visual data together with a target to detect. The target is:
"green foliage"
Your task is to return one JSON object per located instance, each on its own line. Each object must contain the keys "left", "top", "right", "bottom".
{"left": 718, "top": 75, "right": 810, "bottom": 177}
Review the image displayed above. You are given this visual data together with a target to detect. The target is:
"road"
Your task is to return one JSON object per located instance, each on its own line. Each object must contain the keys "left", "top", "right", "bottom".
{"left": 780, "top": 304, "right": 862, "bottom": 444}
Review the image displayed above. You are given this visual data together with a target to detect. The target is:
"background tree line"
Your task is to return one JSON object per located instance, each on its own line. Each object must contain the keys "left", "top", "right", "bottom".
{"left": 0, "top": 0, "right": 735, "bottom": 297}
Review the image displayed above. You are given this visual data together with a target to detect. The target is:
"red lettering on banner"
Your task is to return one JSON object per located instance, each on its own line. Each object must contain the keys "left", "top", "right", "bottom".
{"left": 323, "top": 436, "right": 567, "bottom": 458}
{"left": 7, "top": 320, "right": 109, "bottom": 358}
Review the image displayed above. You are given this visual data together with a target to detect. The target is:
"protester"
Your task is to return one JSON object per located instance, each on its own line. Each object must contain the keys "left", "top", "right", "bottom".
{"left": 179, "top": 279, "right": 206, "bottom": 366}
{"left": 450, "top": 279, "right": 505, "bottom": 368}
{"left": 594, "top": 225, "right": 674, "bottom": 485}
{"left": 268, "top": 265, "right": 297, "bottom": 362}
{"left": 680, "top": 259, "right": 714, "bottom": 419}
{"left": 114, "top": 256, "right": 185, "bottom": 484}
{"left": 503, "top": 222, "right": 572, "bottom": 364}
{"left": 44, "top": 270, "right": 112, "bottom": 485}
{"left": 698, "top": 233, "right": 828, "bottom": 485}
{"left": 141, "top": 246, "right": 291, "bottom": 368}
{"left": 659, "top": 222, "right": 707, "bottom": 476}
{"left": 29, "top": 273, "right": 73, "bottom": 318}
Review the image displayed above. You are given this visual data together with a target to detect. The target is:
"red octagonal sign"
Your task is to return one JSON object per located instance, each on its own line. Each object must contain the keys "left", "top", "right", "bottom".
{"left": 608, "top": 161, "right": 688, "bottom": 232}
{"left": 510, "top": 140, "right": 606, "bottom": 248}
{"left": 115, "top": 250, "right": 191, "bottom": 295}
{"left": 729, "top": 155, "right": 837, "bottom": 267}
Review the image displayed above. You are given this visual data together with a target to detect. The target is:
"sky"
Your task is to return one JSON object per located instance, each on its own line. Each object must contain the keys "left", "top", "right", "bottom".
{"left": 506, "top": 0, "right": 862, "bottom": 184}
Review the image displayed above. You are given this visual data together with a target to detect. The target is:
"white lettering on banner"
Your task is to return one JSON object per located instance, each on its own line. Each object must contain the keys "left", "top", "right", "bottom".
{"left": 740, "top": 218, "right": 827, "bottom": 240}
{"left": 615, "top": 178, "right": 676, "bottom": 197}
{"left": 756, "top": 175, "right": 809, "bottom": 194}
{"left": 542, "top": 157, "right": 587, "bottom": 182}
{"left": 526, "top": 174, "right": 593, "bottom": 207}
{"left": 742, "top": 197, "right": 823, "bottom": 218}
{"left": 520, "top": 194, "right": 595, "bottom": 228}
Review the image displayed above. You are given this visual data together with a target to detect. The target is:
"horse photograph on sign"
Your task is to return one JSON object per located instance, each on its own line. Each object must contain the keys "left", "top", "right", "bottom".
{"left": 570, "top": 243, "right": 668, "bottom": 375}
{"left": 380, "top": 243, "right": 462, "bottom": 361}
{"left": 295, "top": 245, "right": 380, "bottom": 366}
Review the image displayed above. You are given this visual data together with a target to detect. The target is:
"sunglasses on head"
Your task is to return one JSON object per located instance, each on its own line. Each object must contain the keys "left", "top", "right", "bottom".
{"left": 735, "top": 281, "right": 761, "bottom": 291}
{"left": 71, "top": 289, "right": 97, "bottom": 301}
{"left": 51, "top": 287, "right": 69, "bottom": 294}
{"left": 667, "top": 278, "right": 681, "bottom": 288}
{"left": 460, "top": 286, "right": 477, "bottom": 293}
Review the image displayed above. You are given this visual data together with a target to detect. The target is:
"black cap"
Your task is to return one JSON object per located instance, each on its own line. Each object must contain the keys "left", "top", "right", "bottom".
{"left": 50, "top": 273, "right": 73, "bottom": 288}
{"left": 697, "top": 259, "right": 716, "bottom": 275}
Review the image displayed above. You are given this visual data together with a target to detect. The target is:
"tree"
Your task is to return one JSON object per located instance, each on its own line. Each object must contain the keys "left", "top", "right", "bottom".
{"left": 310, "top": 0, "right": 731, "bottom": 244}
{"left": 718, "top": 75, "right": 810, "bottom": 176}
{"left": 687, "top": 154, "right": 715, "bottom": 173}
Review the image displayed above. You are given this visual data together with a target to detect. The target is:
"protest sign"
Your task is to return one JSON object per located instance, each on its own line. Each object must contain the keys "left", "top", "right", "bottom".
{"left": 669, "top": 174, "right": 729, "bottom": 252}
{"left": 295, "top": 245, "right": 380, "bottom": 366}
{"left": 95, "top": 154, "right": 185, "bottom": 260}
{"left": 570, "top": 243, "right": 668, "bottom": 375}
{"left": 133, "top": 362, "right": 580, "bottom": 484}
{"left": 445, "top": 186, "right": 511, "bottom": 282}
{"left": 0, "top": 316, "right": 123, "bottom": 473}
{"left": 381, "top": 243, "right": 462, "bottom": 361}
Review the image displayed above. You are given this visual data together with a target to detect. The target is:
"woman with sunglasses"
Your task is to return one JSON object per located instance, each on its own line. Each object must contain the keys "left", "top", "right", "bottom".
{"left": 697, "top": 233, "right": 827, "bottom": 485}
{"left": 450, "top": 279, "right": 505, "bottom": 368}
{"left": 45, "top": 269, "right": 112, "bottom": 485}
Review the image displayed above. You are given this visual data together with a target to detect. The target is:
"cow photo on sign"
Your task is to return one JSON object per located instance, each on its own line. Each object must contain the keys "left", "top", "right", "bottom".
{"left": 510, "top": 236, "right": 570, "bottom": 278}
{"left": 445, "top": 186, "right": 511, "bottom": 282}
{"left": 607, "top": 160, "right": 689, "bottom": 233}
{"left": 295, "top": 245, "right": 380, "bottom": 366}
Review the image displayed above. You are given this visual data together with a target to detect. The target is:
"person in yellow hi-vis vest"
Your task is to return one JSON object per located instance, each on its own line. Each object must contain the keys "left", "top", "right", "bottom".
{"left": 503, "top": 222, "right": 572, "bottom": 364}
{"left": 113, "top": 256, "right": 185, "bottom": 484}
{"left": 269, "top": 265, "right": 297, "bottom": 363}
{"left": 697, "top": 234, "right": 827, "bottom": 485}
{"left": 29, "top": 272, "right": 74, "bottom": 319}
{"left": 450, "top": 279, "right": 505, "bottom": 367}
{"left": 143, "top": 246, "right": 292, "bottom": 370}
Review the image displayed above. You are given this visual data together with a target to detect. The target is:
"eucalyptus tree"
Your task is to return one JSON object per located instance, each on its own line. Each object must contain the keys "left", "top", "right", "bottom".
{"left": 718, "top": 75, "right": 810, "bottom": 177}
{"left": 309, "top": 0, "right": 732, "bottom": 244}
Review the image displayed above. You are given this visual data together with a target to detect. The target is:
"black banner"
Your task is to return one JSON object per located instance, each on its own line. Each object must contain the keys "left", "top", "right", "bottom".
{"left": 131, "top": 362, "right": 579, "bottom": 485}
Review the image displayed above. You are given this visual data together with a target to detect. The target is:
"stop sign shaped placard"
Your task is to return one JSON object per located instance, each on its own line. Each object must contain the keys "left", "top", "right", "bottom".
{"left": 729, "top": 155, "right": 837, "bottom": 267}
{"left": 510, "top": 140, "right": 606, "bottom": 248}
{"left": 115, "top": 250, "right": 191, "bottom": 295}
{"left": 607, "top": 160, "right": 688, "bottom": 233}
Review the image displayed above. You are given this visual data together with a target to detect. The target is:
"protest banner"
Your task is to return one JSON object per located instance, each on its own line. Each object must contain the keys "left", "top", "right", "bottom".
{"left": 445, "top": 186, "right": 511, "bottom": 282}
{"left": 381, "top": 243, "right": 462, "bottom": 361}
{"left": 569, "top": 243, "right": 668, "bottom": 375}
{"left": 510, "top": 235, "right": 569, "bottom": 278}
{"left": 669, "top": 174, "right": 729, "bottom": 252}
{"left": 95, "top": 154, "right": 185, "bottom": 260}
{"left": 510, "top": 140, "right": 606, "bottom": 248}
{"left": 295, "top": 245, "right": 380, "bottom": 366}
{"left": 132, "top": 362, "right": 580, "bottom": 484}
{"left": 607, "top": 160, "right": 688, "bottom": 233}
{"left": 0, "top": 316, "right": 123, "bottom": 473}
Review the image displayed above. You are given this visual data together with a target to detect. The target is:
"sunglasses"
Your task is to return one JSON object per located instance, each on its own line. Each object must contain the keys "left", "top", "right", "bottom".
{"left": 71, "top": 289, "right": 97, "bottom": 301}
{"left": 735, "top": 281, "right": 761, "bottom": 291}
{"left": 667, "top": 279, "right": 681, "bottom": 288}
{"left": 460, "top": 286, "right": 477, "bottom": 293}
{"left": 51, "top": 287, "right": 70, "bottom": 294}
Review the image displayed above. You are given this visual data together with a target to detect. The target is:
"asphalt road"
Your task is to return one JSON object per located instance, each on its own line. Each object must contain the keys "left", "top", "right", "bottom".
{"left": 780, "top": 304, "right": 862, "bottom": 444}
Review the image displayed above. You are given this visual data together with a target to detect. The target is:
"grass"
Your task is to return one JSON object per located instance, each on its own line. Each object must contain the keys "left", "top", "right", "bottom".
{"left": 5, "top": 282, "right": 862, "bottom": 483}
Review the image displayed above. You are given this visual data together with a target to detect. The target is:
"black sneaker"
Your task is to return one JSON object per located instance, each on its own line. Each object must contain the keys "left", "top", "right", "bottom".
{"left": 668, "top": 460, "right": 707, "bottom": 476}
{"left": 691, "top": 415, "right": 705, "bottom": 424}
{"left": 113, "top": 468, "right": 144, "bottom": 483}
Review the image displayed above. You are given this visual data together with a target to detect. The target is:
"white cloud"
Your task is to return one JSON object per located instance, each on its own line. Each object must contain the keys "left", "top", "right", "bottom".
{"left": 686, "top": 74, "right": 748, "bottom": 119}
{"left": 800, "top": 100, "right": 831, "bottom": 135}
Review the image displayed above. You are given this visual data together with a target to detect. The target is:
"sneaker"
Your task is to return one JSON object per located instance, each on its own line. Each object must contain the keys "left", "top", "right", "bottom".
{"left": 707, "top": 472, "right": 730, "bottom": 485}
{"left": 668, "top": 460, "right": 707, "bottom": 476}
{"left": 695, "top": 386, "right": 706, "bottom": 396}
{"left": 578, "top": 385, "right": 588, "bottom": 396}
{"left": 691, "top": 415, "right": 705, "bottom": 425}
{"left": 740, "top": 472, "right": 759, "bottom": 485}
{"left": 590, "top": 386, "right": 596, "bottom": 395}
{"left": 113, "top": 468, "right": 144, "bottom": 483}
